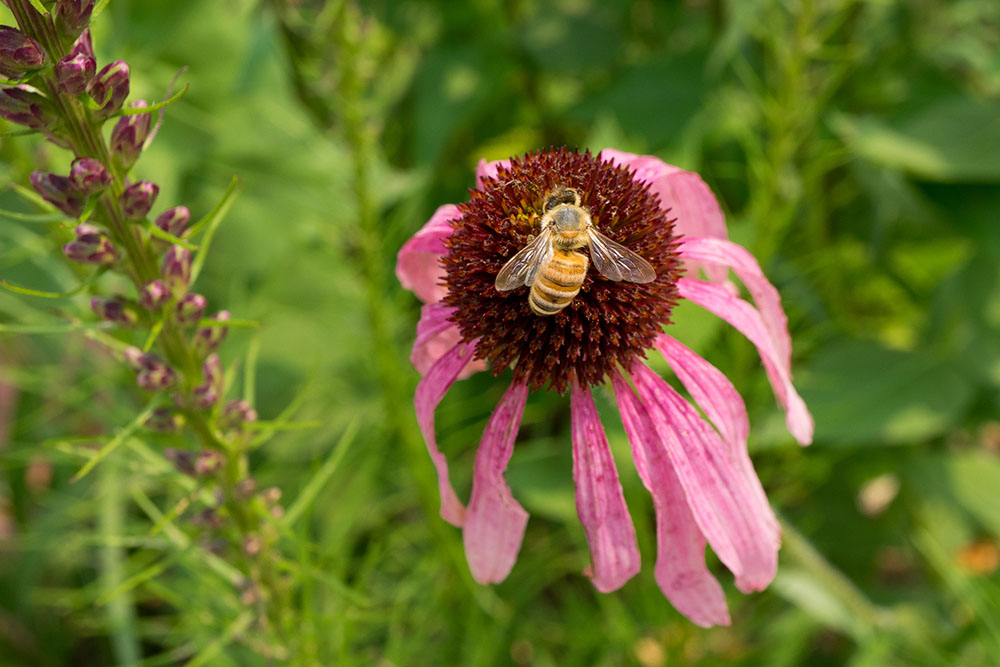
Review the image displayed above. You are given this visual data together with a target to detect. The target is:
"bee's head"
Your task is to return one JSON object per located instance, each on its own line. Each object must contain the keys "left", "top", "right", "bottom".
{"left": 543, "top": 186, "right": 581, "bottom": 211}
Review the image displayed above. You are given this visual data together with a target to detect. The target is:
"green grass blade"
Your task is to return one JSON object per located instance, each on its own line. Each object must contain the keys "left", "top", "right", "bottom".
{"left": 189, "top": 175, "right": 240, "bottom": 284}
{"left": 284, "top": 421, "right": 358, "bottom": 528}
{"left": 70, "top": 400, "right": 158, "bottom": 483}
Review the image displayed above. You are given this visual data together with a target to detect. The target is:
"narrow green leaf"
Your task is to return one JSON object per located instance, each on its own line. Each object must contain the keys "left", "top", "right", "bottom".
{"left": 26, "top": 0, "right": 48, "bottom": 14}
{"left": 244, "top": 331, "right": 260, "bottom": 403}
{"left": 0, "top": 208, "right": 60, "bottom": 223}
{"left": 195, "top": 316, "right": 260, "bottom": 328}
{"left": 70, "top": 400, "right": 158, "bottom": 483}
{"left": 249, "top": 367, "right": 317, "bottom": 449}
{"left": 284, "top": 421, "right": 357, "bottom": 527}
{"left": 142, "top": 318, "right": 164, "bottom": 352}
{"left": 189, "top": 176, "right": 240, "bottom": 284}
{"left": 0, "top": 128, "right": 35, "bottom": 138}
{"left": 184, "top": 612, "right": 254, "bottom": 667}
{"left": 244, "top": 420, "right": 323, "bottom": 432}
{"left": 10, "top": 182, "right": 57, "bottom": 212}
{"left": 145, "top": 219, "right": 199, "bottom": 250}
{"left": 96, "top": 556, "right": 174, "bottom": 606}
{"left": 93, "top": 0, "right": 111, "bottom": 19}
{"left": 116, "top": 84, "right": 190, "bottom": 117}
{"left": 0, "top": 320, "right": 114, "bottom": 334}
{"left": 0, "top": 267, "right": 107, "bottom": 299}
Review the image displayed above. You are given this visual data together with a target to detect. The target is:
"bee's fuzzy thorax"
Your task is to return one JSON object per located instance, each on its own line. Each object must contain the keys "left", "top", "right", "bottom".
{"left": 442, "top": 147, "right": 682, "bottom": 393}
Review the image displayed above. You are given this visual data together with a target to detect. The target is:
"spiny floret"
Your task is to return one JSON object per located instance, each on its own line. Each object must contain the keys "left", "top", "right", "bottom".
{"left": 443, "top": 148, "right": 681, "bottom": 392}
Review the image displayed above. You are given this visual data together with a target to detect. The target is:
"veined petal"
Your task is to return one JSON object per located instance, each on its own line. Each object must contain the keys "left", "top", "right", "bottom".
{"left": 464, "top": 382, "right": 530, "bottom": 584}
{"left": 599, "top": 148, "right": 729, "bottom": 284}
{"left": 655, "top": 334, "right": 777, "bottom": 537}
{"left": 677, "top": 277, "right": 814, "bottom": 445}
{"left": 677, "top": 237, "right": 791, "bottom": 368}
{"left": 475, "top": 158, "right": 511, "bottom": 187}
{"left": 396, "top": 204, "right": 461, "bottom": 303}
{"left": 414, "top": 340, "right": 477, "bottom": 526}
{"left": 612, "top": 371, "right": 730, "bottom": 627}
{"left": 570, "top": 378, "right": 640, "bottom": 592}
{"left": 411, "top": 302, "right": 487, "bottom": 379}
{"left": 631, "top": 363, "right": 779, "bottom": 592}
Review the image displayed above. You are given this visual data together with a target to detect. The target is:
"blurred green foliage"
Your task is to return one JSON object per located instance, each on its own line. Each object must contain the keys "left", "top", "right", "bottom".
{"left": 1, "top": 0, "right": 1000, "bottom": 665}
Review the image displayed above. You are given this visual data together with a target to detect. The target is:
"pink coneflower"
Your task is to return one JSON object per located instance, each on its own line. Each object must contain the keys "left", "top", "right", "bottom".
{"left": 396, "top": 148, "right": 813, "bottom": 627}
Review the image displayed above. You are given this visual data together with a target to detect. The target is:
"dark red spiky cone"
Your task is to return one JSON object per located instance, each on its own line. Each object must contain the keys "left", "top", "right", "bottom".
{"left": 442, "top": 148, "right": 682, "bottom": 392}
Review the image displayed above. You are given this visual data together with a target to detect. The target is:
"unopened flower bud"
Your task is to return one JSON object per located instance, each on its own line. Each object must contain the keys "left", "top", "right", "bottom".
{"left": 123, "top": 346, "right": 144, "bottom": 371}
{"left": 31, "top": 171, "right": 84, "bottom": 217}
{"left": 176, "top": 292, "right": 207, "bottom": 324}
{"left": 87, "top": 60, "right": 129, "bottom": 119}
{"left": 69, "top": 157, "right": 110, "bottom": 195}
{"left": 145, "top": 407, "right": 183, "bottom": 433}
{"left": 135, "top": 354, "right": 177, "bottom": 392}
{"left": 155, "top": 206, "right": 190, "bottom": 238}
{"left": 0, "top": 27, "right": 46, "bottom": 80}
{"left": 109, "top": 100, "right": 150, "bottom": 169}
{"left": 235, "top": 477, "right": 256, "bottom": 499}
{"left": 90, "top": 295, "right": 138, "bottom": 325}
{"left": 119, "top": 180, "right": 158, "bottom": 219}
{"left": 0, "top": 85, "right": 57, "bottom": 132}
{"left": 194, "top": 311, "right": 230, "bottom": 355}
{"left": 140, "top": 279, "right": 171, "bottom": 310}
{"left": 195, "top": 450, "right": 224, "bottom": 476}
{"left": 70, "top": 29, "right": 95, "bottom": 61}
{"left": 221, "top": 398, "right": 258, "bottom": 430}
{"left": 164, "top": 448, "right": 196, "bottom": 476}
{"left": 192, "top": 353, "right": 222, "bottom": 409}
{"left": 54, "top": 52, "right": 95, "bottom": 96}
{"left": 54, "top": 0, "right": 95, "bottom": 39}
{"left": 63, "top": 223, "right": 116, "bottom": 264}
{"left": 161, "top": 245, "right": 191, "bottom": 294}
{"left": 243, "top": 534, "right": 261, "bottom": 557}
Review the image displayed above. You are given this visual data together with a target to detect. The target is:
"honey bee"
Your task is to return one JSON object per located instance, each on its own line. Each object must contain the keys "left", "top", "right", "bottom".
{"left": 495, "top": 186, "right": 656, "bottom": 316}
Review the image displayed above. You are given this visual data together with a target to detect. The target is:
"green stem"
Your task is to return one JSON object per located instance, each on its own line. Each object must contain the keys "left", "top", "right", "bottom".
{"left": 99, "top": 454, "right": 141, "bottom": 665}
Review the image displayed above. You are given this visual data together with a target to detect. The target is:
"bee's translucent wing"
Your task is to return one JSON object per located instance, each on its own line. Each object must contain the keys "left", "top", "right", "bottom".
{"left": 587, "top": 228, "right": 656, "bottom": 283}
{"left": 495, "top": 229, "right": 554, "bottom": 291}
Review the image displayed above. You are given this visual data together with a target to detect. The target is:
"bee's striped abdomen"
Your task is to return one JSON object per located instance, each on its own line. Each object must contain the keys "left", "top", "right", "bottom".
{"left": 529, "top": 250, "right": 588, "bottom": 316}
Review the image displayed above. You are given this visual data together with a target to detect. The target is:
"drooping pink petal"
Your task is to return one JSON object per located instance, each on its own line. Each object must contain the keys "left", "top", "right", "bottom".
{"left": 475, "top": 158, "right": 511, "bottom": 187}
{"left": 631, "top": 363, "right": 780, "bottom": 593}
{"left": 414, "top": 340, "right": 478, "bottom": 526}
{"left": 599, "top": 148, "right": 730, "bottom": 284}
{"left": 464, "top": 382, "right": 530, "bottom": 584}
{"left": 677, "top": 237, "right": 792, "bottom": 368}
{"left": 677, "top": 277, "right": 814, "bottom": 445}
{"left": 655, "top": 334, "right": 777, "bottom": 536}
{"left": 570, "top": 378, "right": 641, "bottom": 592}
{"left": 611, "top": 371, "right": 731, "bottom": 627}
{"left": 396, "top": 204, "right": 461, "bottom": 304}
{"left": 411, "top": 302, "right": 487, "bottom": 379}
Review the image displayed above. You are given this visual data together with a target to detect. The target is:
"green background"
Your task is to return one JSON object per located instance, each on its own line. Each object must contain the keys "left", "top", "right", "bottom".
{"left": 1, "top": 0, "right": 1000, "bottom": 665}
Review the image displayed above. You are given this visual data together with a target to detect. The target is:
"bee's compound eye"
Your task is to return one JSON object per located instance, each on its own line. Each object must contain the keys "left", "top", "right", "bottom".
{"left": 562, "top": 188, "right": 580, "bottom": 205}
{"left": 543, "top": 194, "right": 561, "bottom": 212}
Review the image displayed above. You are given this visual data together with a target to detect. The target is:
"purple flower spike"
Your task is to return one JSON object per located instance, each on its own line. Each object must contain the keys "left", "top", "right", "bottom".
{"left": 192, "top": 353, "right": 222, "bottom": 409}
{"left": 135, "top": 354, "right": 177, "bottom": 392}
{"left": 87, "top": 60, "right": 129, "bottom": 120}
{"left": 0, "top": 86, "right": 57, "bottom": 132}
{"left": 54, "top": 51, "right": 96, "bottom": 96}
{"left": 161, "top": 246, "right": 192, "bottom": 294}
{"left": 90, "top": 295, "right": 138, "bottom": 326}
{"left": 176, "top": 293, "right": 207, "bottom": 324}
{"left": 194, "top": 311, "right": 230, "bottom": 355}
{"left": 0, "top": 27, "right": 46, "bottom": 80}
{"left": 63, "top": 222, "right": 116, "bottom": 265}
{"left": 54, "top": 0, "right": 95, "bottom": 39}
{"left": 69, "top": 157, "right": 111, "bottom": 195}
{"left": 31, "top": 171, "right": 85, "bottom": 217}
{"left": 221, "top": 399, "right": 258, "bottom": 430}
{"left": 119, "top": 180, "right": 158, "bottom": 219}
{"left": 110, "top": 100, "right": 151, "bottom": 169}
{"left": 140, "top": 279, "right": 172, "bottom": 310}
